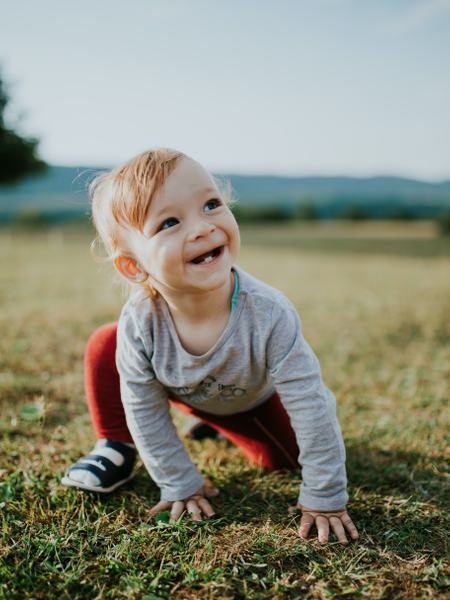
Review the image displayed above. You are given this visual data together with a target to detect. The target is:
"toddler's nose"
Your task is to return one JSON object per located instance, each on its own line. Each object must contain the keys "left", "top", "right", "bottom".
{"left": 189, "top": 219, "right": 216, "bottom": 239}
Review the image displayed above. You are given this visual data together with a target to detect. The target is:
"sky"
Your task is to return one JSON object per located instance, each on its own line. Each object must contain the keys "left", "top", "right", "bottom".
{"left": 1, "top": 0, "right": 449, "bottom": 181}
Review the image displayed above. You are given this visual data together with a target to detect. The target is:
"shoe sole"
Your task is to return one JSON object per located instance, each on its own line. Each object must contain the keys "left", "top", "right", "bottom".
{"left": 61, "top": 472, "right": 136, "bottom": 494}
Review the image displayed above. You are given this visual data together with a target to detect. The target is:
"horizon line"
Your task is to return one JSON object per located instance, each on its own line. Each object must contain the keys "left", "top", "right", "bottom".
{"left": 47, "top": 164, "right": 450, "bottom": 185}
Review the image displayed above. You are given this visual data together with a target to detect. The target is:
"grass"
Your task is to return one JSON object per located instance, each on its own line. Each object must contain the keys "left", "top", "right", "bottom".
{"left": 240, "top": 219, "right": 450, "bottom": 257}
{"left": 0, "top": 222, "right": 449, "bottom": 599}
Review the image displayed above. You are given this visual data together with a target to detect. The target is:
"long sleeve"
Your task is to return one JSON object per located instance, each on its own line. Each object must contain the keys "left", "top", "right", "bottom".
{"left": 267, "top": 296, "right": 349, "bottom": 511}
{"left": 115, "top": 308, "right": 205, "bottom": 501}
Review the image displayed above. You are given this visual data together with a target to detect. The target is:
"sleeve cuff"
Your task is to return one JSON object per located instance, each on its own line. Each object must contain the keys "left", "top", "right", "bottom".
{"left": 298, "top": 488, "right": 349, "bottom": 512}
{"left": 159, "top": 473, "right": 206, "bottom": 502}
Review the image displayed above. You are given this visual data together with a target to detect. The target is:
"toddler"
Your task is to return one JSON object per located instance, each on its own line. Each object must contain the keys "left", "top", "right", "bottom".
{"left": 62, "top": 148, "right": 359, "bottom": 545}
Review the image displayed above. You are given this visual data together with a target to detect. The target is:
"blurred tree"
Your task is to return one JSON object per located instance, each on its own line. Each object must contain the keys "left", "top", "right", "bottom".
{"left": 0, "top": 73, "right": 47, "bottom": 184}
{"left": 384, "top": 205, "right": 416, "bottom": 220}
{"left": 296, "top": 201, "right": 318, "bottom": 220}
{"left": 340, "top": 204, "right": 370, "bottom": 220}
{"left": 231, "top": 203, "right": 292, "bottom": 224}
{"left": 10, "top": 207, "right": 50, "bottom": 228}
{"left": 436, "top": 209, "right": 450, "bottom": 236}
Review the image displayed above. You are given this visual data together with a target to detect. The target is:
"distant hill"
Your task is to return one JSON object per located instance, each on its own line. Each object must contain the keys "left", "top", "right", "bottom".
{"left": 0, "top": 165, "right": 449, "bottom": 222}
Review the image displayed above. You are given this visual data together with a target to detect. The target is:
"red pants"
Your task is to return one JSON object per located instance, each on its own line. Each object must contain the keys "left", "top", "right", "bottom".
{"left": 85, "top": 322, "right": 299, "bottom": 471}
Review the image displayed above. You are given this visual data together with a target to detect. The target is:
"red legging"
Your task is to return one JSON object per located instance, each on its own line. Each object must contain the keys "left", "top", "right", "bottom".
{"left": 85, "top": 322, "right": 299, "bottom": 470}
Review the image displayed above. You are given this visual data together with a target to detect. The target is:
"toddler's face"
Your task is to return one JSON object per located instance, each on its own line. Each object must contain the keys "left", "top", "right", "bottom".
{"left": 128, "top": 157, "right": 240, "bottom": 296}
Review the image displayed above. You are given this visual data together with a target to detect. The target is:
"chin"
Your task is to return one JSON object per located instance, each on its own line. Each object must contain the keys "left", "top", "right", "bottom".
{"left": 202, "top": 270, "right": 230, "bottom": 285}
{"left": 198, "top": 269, "right": 231, "bottom": 290}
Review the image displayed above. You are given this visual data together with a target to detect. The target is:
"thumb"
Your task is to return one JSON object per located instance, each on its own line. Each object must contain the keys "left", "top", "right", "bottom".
{"left": 203, "top": 484, "right": 220, "bottom": 497}
{"left": 202, "top": 478, "right": 219, "bottom": 497}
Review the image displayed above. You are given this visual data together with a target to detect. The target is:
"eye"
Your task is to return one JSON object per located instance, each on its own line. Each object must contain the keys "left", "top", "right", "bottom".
{"left": 204, "top": 198, "right": 222, "bottom": 211}
{"left": 159, "top": 217, "right": 179, "bottom": 231}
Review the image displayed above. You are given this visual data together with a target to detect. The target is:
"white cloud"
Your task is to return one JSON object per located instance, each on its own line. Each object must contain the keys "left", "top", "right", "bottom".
{"left": 385, "top": 0, "right": 450, "bottom": 35}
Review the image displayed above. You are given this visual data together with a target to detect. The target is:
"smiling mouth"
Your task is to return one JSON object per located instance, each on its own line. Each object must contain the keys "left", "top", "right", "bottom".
{"left": 190, "top": 246, "right": 223, "bottom": 265}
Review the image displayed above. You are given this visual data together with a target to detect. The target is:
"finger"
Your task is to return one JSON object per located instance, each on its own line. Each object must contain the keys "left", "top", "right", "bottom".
{"left": 169, "top": 501, "right": 185, "bottom": 523}
{"left": 299, "top": 513, "right": 315, "bottom": 539}
{"left": 148, "top": 500, "right": 172, "bottom": 516}
{"left": 329, "top": 516, "right": 349, "bottom": 545}
{"left": 186, "top": 499, "right": 203, "bottom": 522}
{"left": 341, "top": 514, "right": 359, "bottom": 540}
{"left": 288, "top": 505, "right": 300, "bottom": 514}
{"left": 315, "top": 516, "right": 329, "bottom": 544}
{"left": 196, "top": 496, "right": 216, "bottom": 518}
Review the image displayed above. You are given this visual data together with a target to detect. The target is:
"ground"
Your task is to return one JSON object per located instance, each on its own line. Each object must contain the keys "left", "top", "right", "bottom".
{"left": 0, "top": 221, "right": 448, "bottom": 599}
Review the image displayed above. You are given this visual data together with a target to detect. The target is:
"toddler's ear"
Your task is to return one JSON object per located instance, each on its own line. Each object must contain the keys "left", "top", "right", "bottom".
{"left": 114, "top": 256, "right": 146, "bottom": 282}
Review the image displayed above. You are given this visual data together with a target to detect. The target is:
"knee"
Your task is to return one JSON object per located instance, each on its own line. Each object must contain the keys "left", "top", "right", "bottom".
{"left": 85, "top": 322, "right": 118, "bottom": 363}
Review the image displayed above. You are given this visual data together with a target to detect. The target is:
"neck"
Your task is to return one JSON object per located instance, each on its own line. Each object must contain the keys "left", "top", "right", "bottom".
{"left": 157, "top": 269, "right": 235, "bottom": 324}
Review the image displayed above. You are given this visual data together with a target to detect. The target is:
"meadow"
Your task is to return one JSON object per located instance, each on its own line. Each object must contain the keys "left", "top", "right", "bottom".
{"left": 0, "top": 221, "right": 449, "bottom": 599}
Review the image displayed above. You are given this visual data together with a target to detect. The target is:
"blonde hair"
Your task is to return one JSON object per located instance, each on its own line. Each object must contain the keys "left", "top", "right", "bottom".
{"left": 88, "top": 147, "right": 236, "bottom": 300}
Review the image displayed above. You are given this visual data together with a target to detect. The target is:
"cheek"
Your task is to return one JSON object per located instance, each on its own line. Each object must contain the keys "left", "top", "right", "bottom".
{"left": 155, "top": 240, "right": 182, "bottom": 269}
{"left": 132, "top": 240, "right": 161, "bottom": 273}
{"left": 227, "top": 217, "right": 240, "bottom": 247}
{"left": 232, "top": 234, "right": 241, "bottom": 258}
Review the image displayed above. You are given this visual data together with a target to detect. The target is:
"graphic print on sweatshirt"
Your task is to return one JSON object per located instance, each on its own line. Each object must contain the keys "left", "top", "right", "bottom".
{"left": 168, "top": 375, "right": 247, "bottom": 405}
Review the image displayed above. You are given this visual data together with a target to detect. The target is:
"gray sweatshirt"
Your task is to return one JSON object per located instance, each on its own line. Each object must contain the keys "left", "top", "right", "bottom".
{"left": 115, "top": 264, "right": 349, "bottom": 511}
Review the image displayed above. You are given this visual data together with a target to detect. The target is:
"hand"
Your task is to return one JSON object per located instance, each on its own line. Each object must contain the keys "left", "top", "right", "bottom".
{"left": 149, "top": 480, "right": 219, "bottom": 523}
{"left": 288, "top": 504, "right": 359, "bottom": 545}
